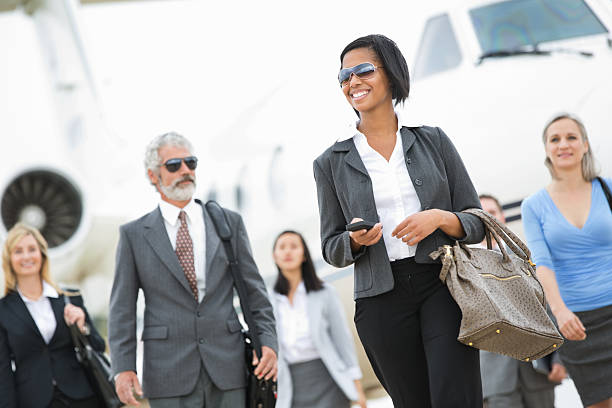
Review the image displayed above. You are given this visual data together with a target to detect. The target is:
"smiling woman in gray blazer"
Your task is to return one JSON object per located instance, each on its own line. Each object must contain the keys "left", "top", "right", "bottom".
{"left": 313, "top": 34, "right": 485, "bottom": 408}
{"left": 270, "top": 230, "right": 366, "bottom": 408}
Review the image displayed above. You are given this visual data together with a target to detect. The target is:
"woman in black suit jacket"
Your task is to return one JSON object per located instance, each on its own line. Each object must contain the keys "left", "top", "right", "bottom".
{"left": 313, "top": 35, "right": 485, "bottom": 407}
{"left": 0, "top": 223, "right": 105, "bottom": 408}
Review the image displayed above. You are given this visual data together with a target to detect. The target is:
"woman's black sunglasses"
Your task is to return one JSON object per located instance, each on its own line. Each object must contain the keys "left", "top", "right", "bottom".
{"left": 338, "top": 62, "right": 382, "bottom": 87}
{"left": 162, "top": 156, "right": 198, "bottom": 172}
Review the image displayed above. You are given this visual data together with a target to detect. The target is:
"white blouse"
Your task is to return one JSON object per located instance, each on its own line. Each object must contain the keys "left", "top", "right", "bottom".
{"left": 348, "top": 111, "right": 422, "bottom": 260}
{"left": 275, "top": 282, "right": 321, "bottom": 364}
{"left": 18, "top": 281, "right": 59, "bottom": 344}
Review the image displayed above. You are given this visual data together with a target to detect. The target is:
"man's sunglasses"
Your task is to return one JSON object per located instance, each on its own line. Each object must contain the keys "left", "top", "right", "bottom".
{"left": 338, "top": 62, "right": 382, "bottom": 87}
{"left": 162, "top": 156, "right": 198, "bottom": 172}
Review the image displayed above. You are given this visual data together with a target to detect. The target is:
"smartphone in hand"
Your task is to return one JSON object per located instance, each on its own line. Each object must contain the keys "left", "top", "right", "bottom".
{"left": 346, "top": 220, "right": 377, "bottom": 232}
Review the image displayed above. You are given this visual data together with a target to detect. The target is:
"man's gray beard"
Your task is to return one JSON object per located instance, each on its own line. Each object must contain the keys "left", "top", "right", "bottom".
{"left": 159, "top": 179, "right": 196, "bottom": 202}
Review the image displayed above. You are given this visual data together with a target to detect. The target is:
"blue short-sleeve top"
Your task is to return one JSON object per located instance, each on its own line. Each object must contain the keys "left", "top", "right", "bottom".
{"left": 521, "top": 178, "right": 612, "bottom": 312}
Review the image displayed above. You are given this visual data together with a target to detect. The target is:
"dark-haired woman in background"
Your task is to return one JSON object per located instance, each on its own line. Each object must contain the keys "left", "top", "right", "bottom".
{"left": 0, "top": 223, "right": 106, "bottom": 408}
{"left": 522, "top": 113, "right": 612, "bottom": 408}
{"left": 269, "top": 230, "right": 366, "bottom": 408}
{"left": 313, "top": 34, "right": 485, "bottom": 407}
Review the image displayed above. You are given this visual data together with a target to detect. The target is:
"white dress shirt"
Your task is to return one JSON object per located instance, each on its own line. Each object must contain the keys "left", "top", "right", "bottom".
{"left": 343, "top": 111, "right": 422, "bottom": 261}
{"left": 159, "top": 199, "right": 206, "bottom": 301}
{"left": 18, "top": 281, "right": 59, "bottom": 344}
{"left": 275, "top": 282, "right": 321, "bottom": 364}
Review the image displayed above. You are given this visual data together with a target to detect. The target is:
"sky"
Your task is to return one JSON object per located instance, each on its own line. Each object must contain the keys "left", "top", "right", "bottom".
{"left": 78, "top": 0, "right": 428, "bottom": 146}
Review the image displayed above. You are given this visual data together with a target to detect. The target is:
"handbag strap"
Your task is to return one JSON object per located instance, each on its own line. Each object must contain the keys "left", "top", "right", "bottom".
{"left": 596, "top": 177, "right": 612, "bottom": 212}
{"left": 63, "top": 295, "right": 90, "bottom": 361}
{"left": 463, "top": 208, "right": 532, "bottom": 262}
{"left": 201, "top": 199, "right": 264, "bottom": 359}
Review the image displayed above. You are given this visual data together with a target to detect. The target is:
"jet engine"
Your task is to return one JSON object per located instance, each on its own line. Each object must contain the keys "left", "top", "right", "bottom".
{"left": 0, "top": 167, "right": 90, "bottom": 284}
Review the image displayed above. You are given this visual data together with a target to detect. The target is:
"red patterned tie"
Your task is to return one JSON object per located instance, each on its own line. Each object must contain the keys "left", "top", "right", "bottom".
{"left": 176, "top": 211, "right": 198, "bottom": 301}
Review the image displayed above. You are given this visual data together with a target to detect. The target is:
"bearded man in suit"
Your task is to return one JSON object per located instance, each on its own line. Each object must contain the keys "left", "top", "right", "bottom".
{"left": 108, "top": 132, "right": 277, "bottom": 407}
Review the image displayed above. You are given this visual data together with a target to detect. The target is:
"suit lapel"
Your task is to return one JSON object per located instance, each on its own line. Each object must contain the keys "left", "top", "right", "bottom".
{"left": 5, "top": 292, "right": 45, "bottom": 343}
{"left": 333, "top": 139, "right": 370, "bottom": 177}
{"left": 401, "top": 127, "right": 417, "bottom": 154}
{"left": 306, "top": 291, "right": 321, "bottom": 335}
{"left": 143, "top": 207, "right": 194, "bottom": 297}
{"left": 202, "top": 206, "right": 221, "bottom": 287}
{"left": 47, "top": 296, "right": 65, "bottom": 344}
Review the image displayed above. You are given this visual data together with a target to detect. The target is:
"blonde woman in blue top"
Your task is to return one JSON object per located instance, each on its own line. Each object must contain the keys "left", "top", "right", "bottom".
{"left": 521, "top": 113, "right": 612, "bottom": 408}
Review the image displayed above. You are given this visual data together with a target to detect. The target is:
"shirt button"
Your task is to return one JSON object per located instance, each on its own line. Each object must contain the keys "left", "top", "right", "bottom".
{"left": 199, "top": 338, "right": 204, "bottom": 344}
{"left": 406, "top": 158, "right": 411, "bottom": 164}
{"left": 415, "top": 178, "right": 423, "bottom": 186}
{"left": 196, "top": 311, "right": 201, "bottom": 317}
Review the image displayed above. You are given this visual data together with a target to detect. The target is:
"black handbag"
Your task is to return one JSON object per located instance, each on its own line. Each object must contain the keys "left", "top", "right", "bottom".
{"left": 65, "top": 296, "right": 122, "bottom": 408}
{"left": 203, "top": 200, "right": 277, "bottom": 408}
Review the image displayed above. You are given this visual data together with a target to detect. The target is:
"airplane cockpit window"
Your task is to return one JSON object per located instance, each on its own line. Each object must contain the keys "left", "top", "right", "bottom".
{"left": 469, "top": 0, "right": 608, "bottom": 54}
{"left": 413, "top": 13, "right": 462, "bottom": 80}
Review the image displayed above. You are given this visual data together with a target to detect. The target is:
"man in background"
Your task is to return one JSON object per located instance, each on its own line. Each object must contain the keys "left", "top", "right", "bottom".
{"left": 109, "top": 132, "right": 277, "bottom": 407}
{"left": 479, "top": 194, "right": 566, "bottom": 408}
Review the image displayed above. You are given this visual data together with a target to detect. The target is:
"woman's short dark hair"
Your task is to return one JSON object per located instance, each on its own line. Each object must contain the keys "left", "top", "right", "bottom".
{"left": 273, "top": 230, "right": 323, "bottom": 295}
{"left": 340, "top": 34, "right": 410, "bottom": 108}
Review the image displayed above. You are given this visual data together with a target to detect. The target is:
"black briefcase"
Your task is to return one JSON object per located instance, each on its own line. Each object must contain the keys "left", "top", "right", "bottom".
{"left": 244, "top": 333, "right": 277, "bottom": 408}
{"left": 65, "top": 296, "right": 122, "bottom": 408}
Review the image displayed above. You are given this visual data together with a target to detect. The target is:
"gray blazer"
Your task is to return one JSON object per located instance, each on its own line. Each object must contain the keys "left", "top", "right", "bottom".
{"left": 480, "top": 351, "right": 561, "bottom": 398}
{"left": 270, "top": 284, "right": 360, "bottom": 408}
{"left": 108, "top": 204, "right": 277, "bottom": 399}
{"left": 313, "top": 126, "right": 485, "bottom": 299}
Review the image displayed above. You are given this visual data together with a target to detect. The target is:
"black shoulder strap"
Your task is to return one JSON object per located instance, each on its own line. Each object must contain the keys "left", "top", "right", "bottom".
{"left": 596, "top": 177, "right": 612, "bottom": 212}
{"left": 200, "top": 199, "right": 264, "bottom": 358}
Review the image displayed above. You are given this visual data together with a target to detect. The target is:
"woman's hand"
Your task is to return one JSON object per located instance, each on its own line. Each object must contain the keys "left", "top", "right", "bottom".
{"left": 554, "top": 306, "right": 586, "bottom": 341}
{"left": 63, "top": 303, "right": 87, "bottom": 333}
{"left": 353, "top": 379, "right": 367, "bottom": 408}
{"left": 348, "top": 218, "right": 382, "bottom": 252}
{"left": 392, "top": 210, "right": 442, "bottom": 245}
{"left": 548, "top": 362, "right": 567, "bottom": 383}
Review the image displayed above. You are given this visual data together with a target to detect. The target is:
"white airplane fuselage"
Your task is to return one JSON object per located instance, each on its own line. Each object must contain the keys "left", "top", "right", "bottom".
{"left": 1, "top": 0, "right": 611, "bottom": 401}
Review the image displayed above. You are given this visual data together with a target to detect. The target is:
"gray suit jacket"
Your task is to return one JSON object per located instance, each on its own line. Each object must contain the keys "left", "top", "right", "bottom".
{"left": 480, "top": 350, "right": 561, "bottom": 398}
{"left": 108, "top": 203, "right": 277, "bottom": 399}
{"left": 270, "top": 284, "right": 360, "bottom": 408}
{"left": 313, "top": 126, "right": 485, "bottom": 299}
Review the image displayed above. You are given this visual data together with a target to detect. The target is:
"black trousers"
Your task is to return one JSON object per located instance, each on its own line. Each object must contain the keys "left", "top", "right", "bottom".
{"left": 355, "top": 257, "right": 482, "bottom": 408}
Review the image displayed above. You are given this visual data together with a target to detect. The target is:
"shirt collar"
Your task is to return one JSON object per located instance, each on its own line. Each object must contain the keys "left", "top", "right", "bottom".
{"left": 159, "top": 199, "right": 199, "bottom": 226}
{"left": 337, "top": 109, "right": 420, "bottom": 142}
{"left": 18, "top": 281, "right": 59, "bottom": 303}
{"left": 274, "top": 281, "right": 306, "bottom": 301}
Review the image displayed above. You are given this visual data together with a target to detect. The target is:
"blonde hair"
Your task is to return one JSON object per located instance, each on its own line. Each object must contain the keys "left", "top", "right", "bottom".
{"left": 542, "top": 113, "right": 599, "bottom": 181}
{"left": 2, "top": 223, "right": 60, "bottom": 296}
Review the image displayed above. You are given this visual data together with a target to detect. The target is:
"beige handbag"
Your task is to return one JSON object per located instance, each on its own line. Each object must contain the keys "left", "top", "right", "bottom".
{"left": 430, "top": 208, "right": 563, "bottom": 361}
